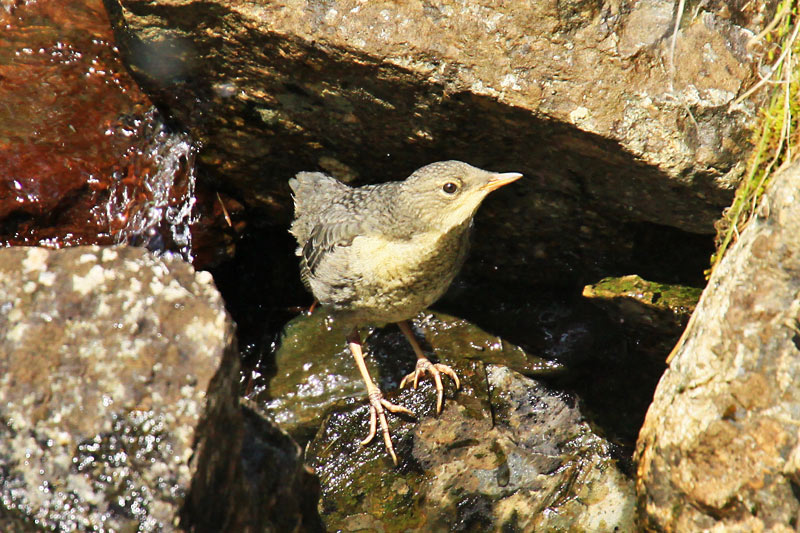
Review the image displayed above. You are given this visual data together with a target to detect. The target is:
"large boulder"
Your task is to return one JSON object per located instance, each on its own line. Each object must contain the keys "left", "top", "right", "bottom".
{"left": 636, "top": 160, "right": 800, "bottom": 531}
{"left": 0, "top": 246, "right": 320, "bottom": 532}
{"left": 103, "top": 0, "right": 767, "bottom": 284}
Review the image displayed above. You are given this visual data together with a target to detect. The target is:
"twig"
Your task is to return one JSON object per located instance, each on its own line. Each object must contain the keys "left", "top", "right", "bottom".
{"left": 732, "top": 20, "right": 800, "bottom": 108}
{"left": 216, "top": 191, "right": 232, "bottom": 227}
{"left": 669, "top": 0, "right": 687, "bottom": 86}
{"left": 783, "top": 50, "right": 793, "bottom": 163}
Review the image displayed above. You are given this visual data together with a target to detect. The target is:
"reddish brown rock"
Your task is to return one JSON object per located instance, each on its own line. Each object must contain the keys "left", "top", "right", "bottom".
{"left": 0, "top": 0, "right": 218, "bottom": 263}
{"left": 1, "top": 1, "right": 145, "bottom": 244}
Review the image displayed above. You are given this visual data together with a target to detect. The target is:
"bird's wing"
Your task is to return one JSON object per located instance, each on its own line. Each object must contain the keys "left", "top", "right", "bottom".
{"left": 290, "top": 178, "right": 390, "bottom": 278}
{"left": 302, "top": 216, "right": 364, "bottom": 275}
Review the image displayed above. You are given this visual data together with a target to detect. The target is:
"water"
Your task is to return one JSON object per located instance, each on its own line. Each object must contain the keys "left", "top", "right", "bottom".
{"left": 0, "top": 0, "right": 198, "bottom": 262}
{"left": 106, "top": 109, "right": 198, "bottom": 261}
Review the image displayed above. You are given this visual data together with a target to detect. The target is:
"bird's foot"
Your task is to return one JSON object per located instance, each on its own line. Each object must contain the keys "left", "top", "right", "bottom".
{"left": 399, "top": 357, "right": 461, "bottom": 414}
{"left": 361, "top": 389, "right": 415, "bottom": 465}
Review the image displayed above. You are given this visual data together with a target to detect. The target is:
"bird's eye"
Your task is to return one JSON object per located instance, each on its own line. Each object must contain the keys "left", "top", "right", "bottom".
{"left": 442, "top": 182, "right": 459, "bottom": 194}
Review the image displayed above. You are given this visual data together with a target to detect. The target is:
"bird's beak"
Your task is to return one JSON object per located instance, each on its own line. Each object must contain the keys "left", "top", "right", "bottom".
{"left": 481, "top": 172, "right": 523, "bottom": 192}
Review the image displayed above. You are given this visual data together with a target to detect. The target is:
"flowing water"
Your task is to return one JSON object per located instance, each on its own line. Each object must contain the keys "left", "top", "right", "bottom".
{"left": 105, "top": 109, "right": 198, "bottom": 261}
{"left": 0, "top": 0, "right": 198, "bottom": 261}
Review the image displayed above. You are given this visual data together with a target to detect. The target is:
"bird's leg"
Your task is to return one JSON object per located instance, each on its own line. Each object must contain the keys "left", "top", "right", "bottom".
{"left": 398, "top": 320, "right": 461, "bottom": 414}
{"left": 346, "top": 328, "right": 414, "bottom": 465}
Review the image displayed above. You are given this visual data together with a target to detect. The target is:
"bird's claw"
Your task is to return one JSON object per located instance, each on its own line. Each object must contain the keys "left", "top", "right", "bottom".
{"left": 400, "top": 358, "right": 461, "bottom": 413}
{"left": 361, "top": 389, "right": 414, "bottom": 465}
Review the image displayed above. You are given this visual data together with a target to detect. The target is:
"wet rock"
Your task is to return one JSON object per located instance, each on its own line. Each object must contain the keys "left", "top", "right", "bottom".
{"left": 0, "top": 0, "right": 240, "bottom": 268}
{"left": 248, "top": 305, "right": 632, "bottom": 530}
{"left": 250, "top": 310, "right": 561, "bottom": 445}
{"left": 253, "top": 291, "right": 667, "bottom": 456}
{"left": 102, "top": 0, "right": 755, "bottom": 284}
{"left": 308, "top": 364, "right": 635, "bottom": 532}
{"left": 251, "top": 310, "right": 375, "bottom": 445}
{"left": 0, "top": 246, "right": 320, "bottom": 532}
{"left": 0, "top": 2, "right": 177, "bottom": 252}
{"left": 636, "top": 160, "right": 800, "bottom": 531}
{"left": 582, "top": 274, "right": 701, "bottom": 358}
{"left": 237, "top": 406, "right": 325, "bottom": 533}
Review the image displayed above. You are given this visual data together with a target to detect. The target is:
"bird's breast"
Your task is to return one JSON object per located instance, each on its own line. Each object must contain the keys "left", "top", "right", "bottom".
{"left": 350, "top": 229, "right": 465, "bottom": 287}
{"left": 308, "top": 225, "right": 471, "bottom": 323}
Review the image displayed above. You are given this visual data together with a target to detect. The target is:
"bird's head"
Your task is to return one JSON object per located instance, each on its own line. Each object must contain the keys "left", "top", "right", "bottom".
{"left": 400, "top": 161, "right": 522, "bottom": 232}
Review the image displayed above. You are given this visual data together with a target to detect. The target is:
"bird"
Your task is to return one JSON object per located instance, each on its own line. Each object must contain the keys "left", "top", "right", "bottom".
{"left": 289, "top": 160, "right": 522, "bottom": 464}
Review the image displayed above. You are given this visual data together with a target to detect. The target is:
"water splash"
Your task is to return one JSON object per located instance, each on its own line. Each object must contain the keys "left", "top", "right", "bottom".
{"left": 106, "top": 109, "right": 198, "bottom": 261}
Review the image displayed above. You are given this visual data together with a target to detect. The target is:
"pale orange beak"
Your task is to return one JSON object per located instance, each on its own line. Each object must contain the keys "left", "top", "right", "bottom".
{"left": 480, "top": 172, "right": 523, "bottom": 192}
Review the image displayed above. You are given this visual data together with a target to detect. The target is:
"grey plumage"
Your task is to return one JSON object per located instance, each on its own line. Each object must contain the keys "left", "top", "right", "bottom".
{"left": 289, "top": 160, "right": 522, "bottom": 325}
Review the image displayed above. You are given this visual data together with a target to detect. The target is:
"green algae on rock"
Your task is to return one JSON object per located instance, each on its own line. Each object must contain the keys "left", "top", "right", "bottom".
{"left": 307, "top": 365, "right": 635, "bottom": 532}
{"left": 253, "top": 310, "right": 385, "bottom": 445}
{"left": 583, "top": 274, "right": 701, "bottom": 318}
{"left": 411, "top": 312, "right": 564, "bottom": 376}
{"left": 582, "top": 274, "right": 702, "bottom": 358}
{"left": 250, "top": 309, "right": 562, "bottom": 445}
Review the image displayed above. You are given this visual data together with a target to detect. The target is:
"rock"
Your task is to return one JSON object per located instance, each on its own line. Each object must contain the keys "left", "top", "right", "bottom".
{"left": 237, "top": 406, "right": 325, "bottom": 533}
{"left": 250, "top": 310, "right": 561, "bottom": 445}
{"left": 251, "top": 309, "right": 633, "bottom": 530}
{"left": 253, "top": 287, "right": 670, "bottom": 455}
{"left": 102, "top": 0, "right": 762, "bottom": 284}
{"left": 0, "top": 246, "right": 320, "bottom": 532}
{"left": 0, "top": 0, "right": 238, "bottom": 267}
{"left": 0, "top": 2, "right": 170, "bottom": 250}
{"left": 636, "top": 160, "right": 800, "bottom": 530}
{"left": 308, "top": 364, "right": 635, "bottom": 532}
{"left": 582, "top": 274, "right": 701, "bottom": 358}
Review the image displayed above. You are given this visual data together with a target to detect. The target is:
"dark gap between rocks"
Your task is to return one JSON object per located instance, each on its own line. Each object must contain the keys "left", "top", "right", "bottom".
{"left": 209, "top": 198, "right": 714, "bottom": 460}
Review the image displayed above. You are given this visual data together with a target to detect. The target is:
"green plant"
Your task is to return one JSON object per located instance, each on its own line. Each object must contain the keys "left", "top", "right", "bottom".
{"left": 709, "top": 0, "right": 800, "bottom": 277}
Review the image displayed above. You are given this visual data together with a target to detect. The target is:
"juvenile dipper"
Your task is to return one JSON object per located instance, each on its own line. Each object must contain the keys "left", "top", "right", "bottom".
{"left": 289, "top": 160, "right": 522, "bottom": 464}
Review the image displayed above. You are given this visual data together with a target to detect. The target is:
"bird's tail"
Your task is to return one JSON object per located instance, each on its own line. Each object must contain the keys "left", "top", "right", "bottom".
{"left": 289, "top": 172, "right": 349, "bottom": 218}
{"left": 289, "top": 172, "right": 350, "bottom": 247}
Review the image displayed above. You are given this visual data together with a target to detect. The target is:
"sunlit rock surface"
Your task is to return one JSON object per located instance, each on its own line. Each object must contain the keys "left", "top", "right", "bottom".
{"left": 0, "top": 246, "right": 321, "bottom": 532}
{"left": 102, "top": 0, "right": 762, "bottom": 285}
{"left": 251, "top": 310, "right": 634, "bottom": 530}
{"left": 308, "top": 365, "right": 634, "bottom": 532}
{"left": 636, "top": 160, "right": 800, "bottom": 531}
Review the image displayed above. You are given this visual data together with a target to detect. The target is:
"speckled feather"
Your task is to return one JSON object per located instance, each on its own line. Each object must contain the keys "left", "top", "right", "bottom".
{"left": 289, "top": 161, "right": 519, "bottom": 326}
